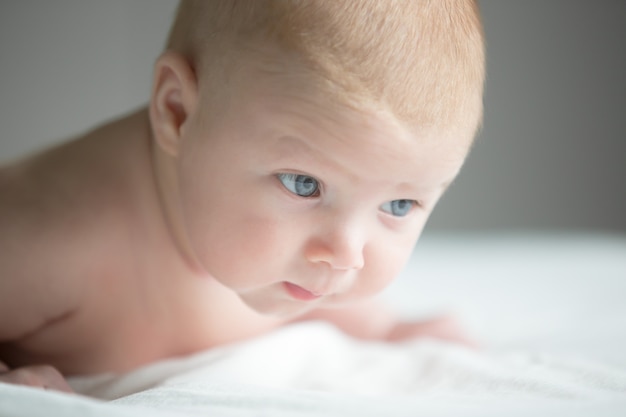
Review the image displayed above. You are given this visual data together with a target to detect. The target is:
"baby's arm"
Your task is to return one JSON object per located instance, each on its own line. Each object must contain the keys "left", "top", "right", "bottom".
{"left": 295, "top": 299, "right": 478, "bottom": 347}
{"left": 0, "top": 256, "right": 76, "bottom": 393}
{"left": 0, "top": 213, "right": 77, "bottom": 393}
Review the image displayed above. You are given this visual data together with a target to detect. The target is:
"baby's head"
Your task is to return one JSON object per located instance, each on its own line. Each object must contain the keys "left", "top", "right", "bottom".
{"left": 150, "top": 0, "right": 485, "bottom": 317}
{"left": 165, "top": 0, "right": 484, "bottom": 136}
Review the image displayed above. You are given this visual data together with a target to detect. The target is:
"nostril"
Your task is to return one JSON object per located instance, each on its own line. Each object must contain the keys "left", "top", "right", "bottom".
{"left": 337, "top": 258, "right": 364, "bottom": 271}
{"left": 304, "top": 232, "right": 365, "bottom": 270}
{"left": 328, "top": 253, "right": 364, "bottom": 271}
{"left": 306, "top": 248, "right": 364, "bottom": 271}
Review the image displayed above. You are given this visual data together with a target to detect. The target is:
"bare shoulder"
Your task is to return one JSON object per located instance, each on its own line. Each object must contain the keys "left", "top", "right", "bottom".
{"left": 0, "top": 112, "right": 148, "bottom": 343}
{"left": 0, "top": 110, "right": 173, "bottom": 372}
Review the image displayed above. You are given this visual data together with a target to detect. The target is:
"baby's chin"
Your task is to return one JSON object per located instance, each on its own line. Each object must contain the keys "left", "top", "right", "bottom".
{"left": 238, "top": 293, "right": 320, "bottom": 319}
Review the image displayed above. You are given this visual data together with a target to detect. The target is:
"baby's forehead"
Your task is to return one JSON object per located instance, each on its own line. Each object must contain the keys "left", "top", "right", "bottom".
{"left": 227, "top": 58, "right": 480, "bottom": 152}
{"left": 233, "top": 74, "right": 472, "bottom": 167}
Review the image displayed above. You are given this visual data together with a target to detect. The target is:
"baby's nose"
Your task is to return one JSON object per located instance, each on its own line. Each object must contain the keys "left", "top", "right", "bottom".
{"left": 304, "top": 225, "right": 365, "bottom": 271}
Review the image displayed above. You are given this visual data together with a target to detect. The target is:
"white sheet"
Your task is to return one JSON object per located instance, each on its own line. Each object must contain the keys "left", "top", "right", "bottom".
{"left": 1, "top": 232, "right": 625, "bottom": 416}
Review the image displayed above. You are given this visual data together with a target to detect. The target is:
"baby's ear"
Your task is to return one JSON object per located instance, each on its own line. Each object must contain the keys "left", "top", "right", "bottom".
{"left": 149, "top": 51, "right": 198, "bottom": 157}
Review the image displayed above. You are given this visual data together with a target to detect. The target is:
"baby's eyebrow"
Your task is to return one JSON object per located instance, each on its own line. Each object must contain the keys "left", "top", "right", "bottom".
{"left": 272, "top": 135, "right": 313, "bottom": 154}
{"left": 274, "top": 132, "right": 349, "bottom": 164}
{"left": 269, "top": 135, "right": 320, "bottom": 164}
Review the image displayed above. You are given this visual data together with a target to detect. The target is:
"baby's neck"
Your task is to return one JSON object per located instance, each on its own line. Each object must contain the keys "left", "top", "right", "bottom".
{"left": 108, "top": 107, "right": 202, "bottom": 280}
{"left": 149, "top": 118, "right": 211, "bottom": 278}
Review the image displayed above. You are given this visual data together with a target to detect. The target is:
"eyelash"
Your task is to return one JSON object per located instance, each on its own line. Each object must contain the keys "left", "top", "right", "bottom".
{"left": 276, "top": 172, "right": 419, "bottom": 217}
{"left": 276, "top": 173, "right": 321, "bottom": 198}
{"left": 380, "top": 199, "right": 419, "bottom": 217}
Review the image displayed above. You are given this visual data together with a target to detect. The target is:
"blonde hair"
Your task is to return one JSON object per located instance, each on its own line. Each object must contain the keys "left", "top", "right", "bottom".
{"left": 166, "top": 0, "right": 485, "bottom": 131}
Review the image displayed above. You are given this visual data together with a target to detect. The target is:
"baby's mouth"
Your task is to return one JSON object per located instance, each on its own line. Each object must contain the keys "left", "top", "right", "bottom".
{"left": 283, "top": 282, "right": 322, "bottom": 301}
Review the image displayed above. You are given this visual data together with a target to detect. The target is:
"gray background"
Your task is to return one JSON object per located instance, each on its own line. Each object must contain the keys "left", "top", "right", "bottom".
{"left": 1, "top": 1, "right": 624, "bottom": 233}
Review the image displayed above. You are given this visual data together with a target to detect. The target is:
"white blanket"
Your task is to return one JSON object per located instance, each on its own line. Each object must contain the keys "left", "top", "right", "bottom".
{"left": 1, "top": 233, "right": 625, "bottom": 416}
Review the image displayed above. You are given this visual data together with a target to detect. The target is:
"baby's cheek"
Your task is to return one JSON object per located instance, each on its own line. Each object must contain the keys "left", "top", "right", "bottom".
{"left": 364, "top": 244, "right": 413, "bottom": 293}
{"left": 200, "top": 214, "right": 297, "bottom": 288}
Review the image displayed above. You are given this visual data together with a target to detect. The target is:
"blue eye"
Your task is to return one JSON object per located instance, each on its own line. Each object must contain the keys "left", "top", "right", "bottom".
{"left": 277, "top": 173, "right": 320, "bottom": 197}
{"left": 380, "top": 199, "right": 415, "bottom": 217}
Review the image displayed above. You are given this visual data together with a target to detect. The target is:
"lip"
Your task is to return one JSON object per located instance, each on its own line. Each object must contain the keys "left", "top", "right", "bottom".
{"left": 283, "top": 282, "right": 322, "bottom": 301}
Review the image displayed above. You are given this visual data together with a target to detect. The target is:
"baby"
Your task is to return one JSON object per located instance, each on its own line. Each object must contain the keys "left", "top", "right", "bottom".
{"left": 0, "top": 0, "right": 485, "bottom": 393}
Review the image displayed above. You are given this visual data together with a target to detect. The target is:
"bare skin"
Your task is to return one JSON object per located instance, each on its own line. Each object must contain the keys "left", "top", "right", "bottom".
{"left": 0, "top": 47, "right": 480, "bottom": 393}
{"left": 0, "top": 109, "right": 285, "bottom": 388}
{"left": 0, "top": 107, "right": 475, "bottom": 393}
